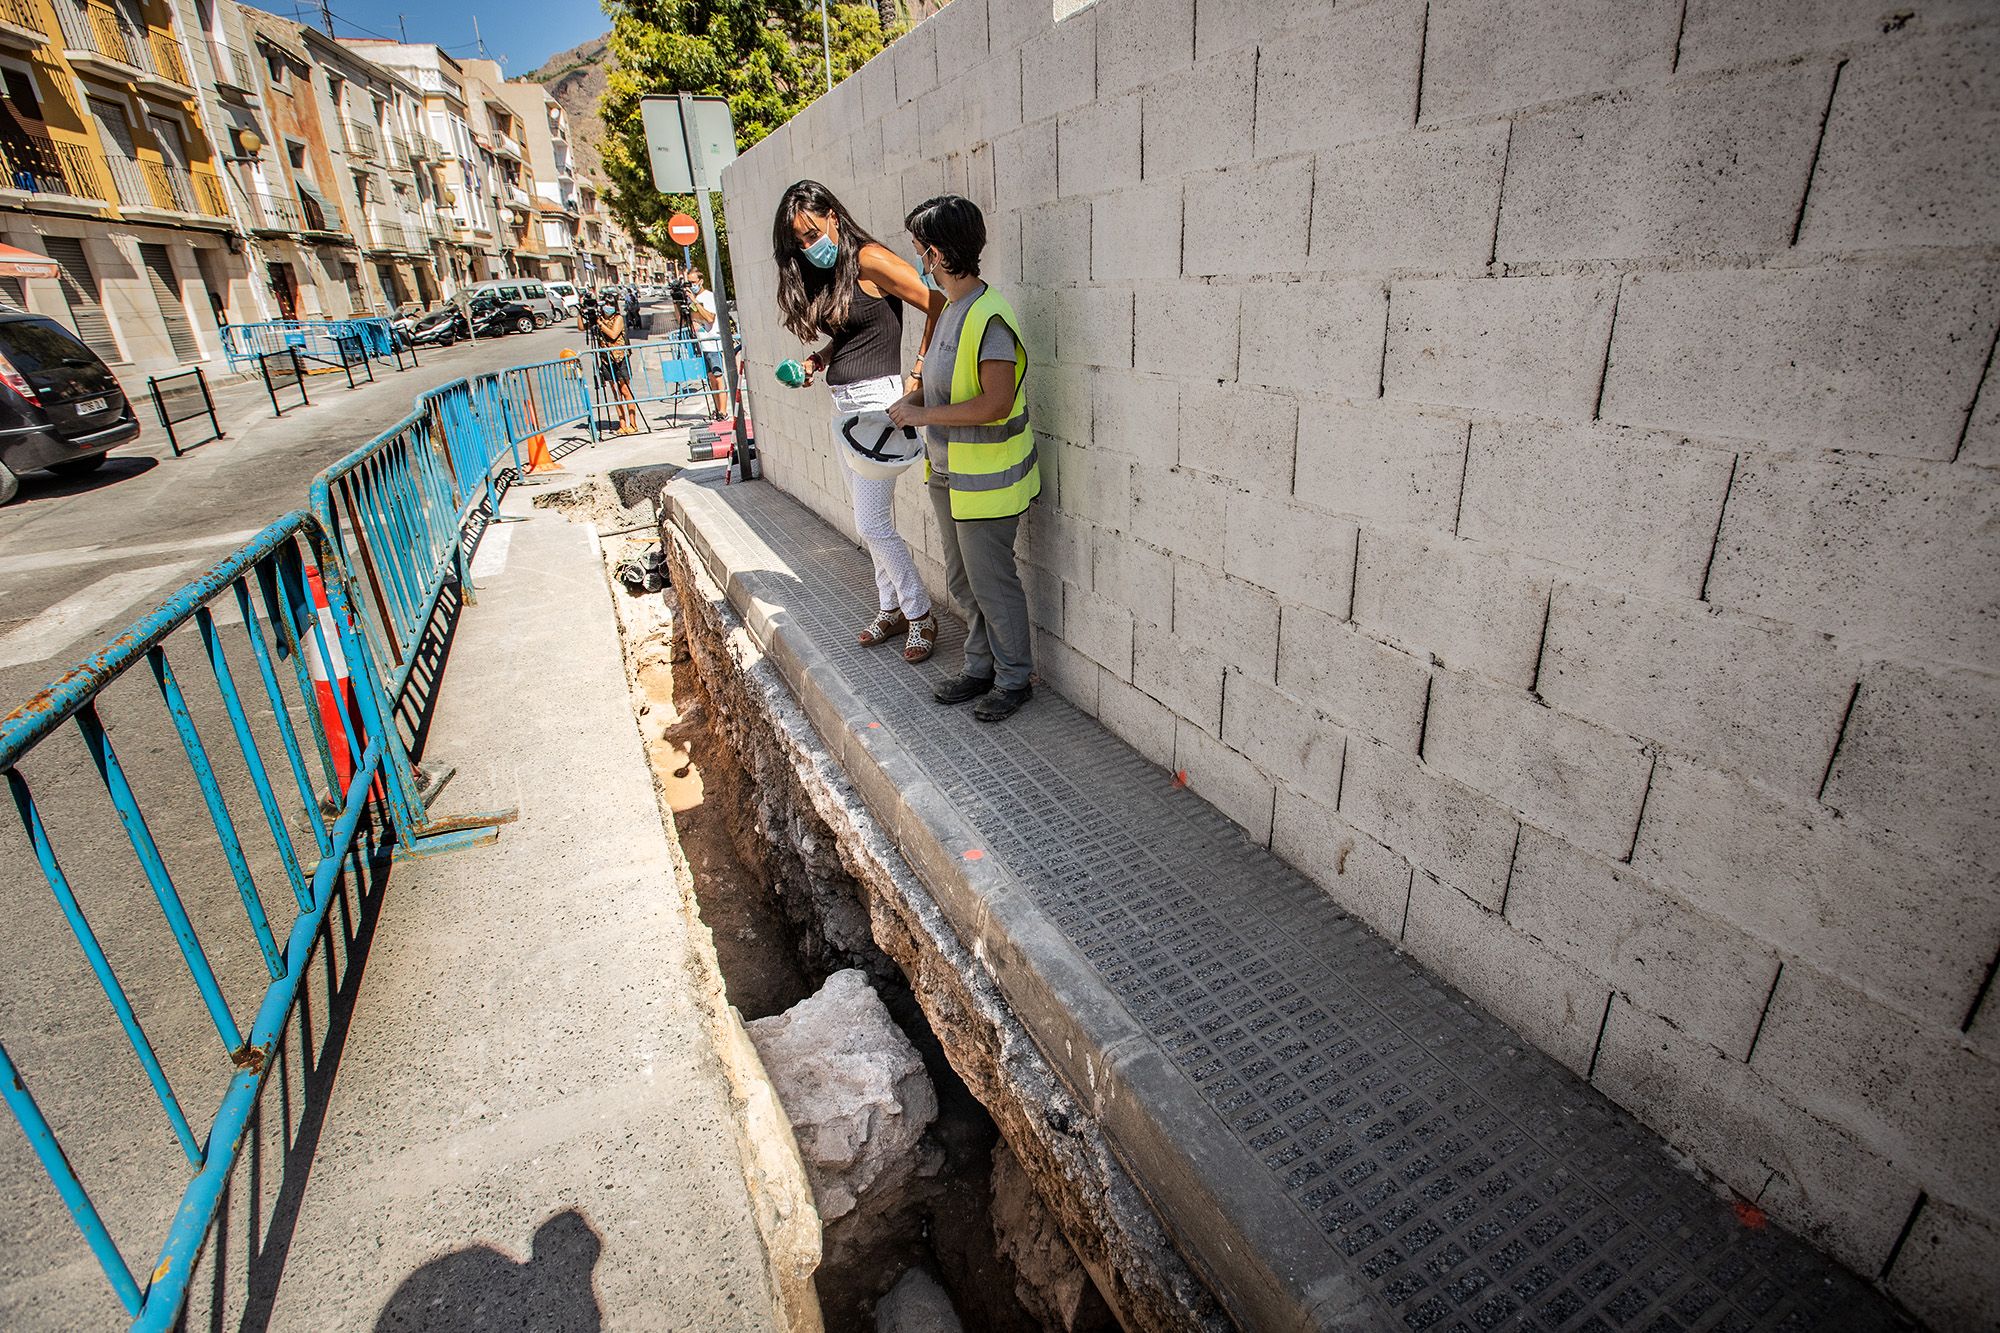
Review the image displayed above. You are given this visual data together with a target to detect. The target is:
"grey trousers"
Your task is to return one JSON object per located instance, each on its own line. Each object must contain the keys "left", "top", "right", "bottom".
{"left": 928, "top": 483, "right": 1033, "bottom": 689}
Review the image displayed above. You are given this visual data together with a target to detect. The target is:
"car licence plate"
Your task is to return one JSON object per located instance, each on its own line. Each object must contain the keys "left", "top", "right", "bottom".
{"left": 74, "top": 396, "right": 108, "bottom": 415}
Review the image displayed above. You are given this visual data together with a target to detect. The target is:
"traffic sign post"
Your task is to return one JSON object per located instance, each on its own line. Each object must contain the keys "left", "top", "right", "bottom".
{"left": 641, "top": 94, "right": 754, "bottom": 481}
{"left": 667, "top": 213, "right": 699, "bottom": 247}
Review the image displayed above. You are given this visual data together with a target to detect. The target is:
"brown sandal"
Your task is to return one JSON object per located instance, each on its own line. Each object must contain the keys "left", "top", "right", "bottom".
{"left": 857, "top": 609, "right": 907, "bottom": 646}
{"left": 902, "top": 613, "right": 938, "bottom": 663}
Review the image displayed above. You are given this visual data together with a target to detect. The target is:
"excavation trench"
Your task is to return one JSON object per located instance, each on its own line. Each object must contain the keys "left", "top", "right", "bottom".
{"left": 543, "top": 472, "right": 1225, "bottom": 1332}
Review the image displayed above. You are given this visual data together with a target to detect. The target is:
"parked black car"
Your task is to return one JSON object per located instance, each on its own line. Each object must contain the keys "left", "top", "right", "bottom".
{"left": 0, "top": 309, "right": 141, "bottom": 505}
{"left": 406, "top": 296, "right": 537, "bottom": 347}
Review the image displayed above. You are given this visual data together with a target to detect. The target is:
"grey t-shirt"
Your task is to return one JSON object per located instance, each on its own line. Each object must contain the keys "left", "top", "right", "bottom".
{"left": 923, "top": 284, "right": 1020, "bottom": 484}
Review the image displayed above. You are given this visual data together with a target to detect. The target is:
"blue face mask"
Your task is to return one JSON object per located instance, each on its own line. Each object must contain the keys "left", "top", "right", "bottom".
{"left": 802, "top": 231, "right": 839, "bottom": 269}
{"left": 920, "top": 250, "right": 941, "bottom": 291}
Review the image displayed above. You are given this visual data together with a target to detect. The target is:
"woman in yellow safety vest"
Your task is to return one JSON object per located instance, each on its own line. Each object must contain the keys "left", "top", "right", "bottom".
{"left": 886, "top": 195, "right": 1040, "bottom": 723}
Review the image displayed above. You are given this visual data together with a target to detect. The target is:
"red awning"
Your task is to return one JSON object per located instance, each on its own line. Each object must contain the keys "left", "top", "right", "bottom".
{"left": 0, "top": 243, "right": 59, "bottom": 280}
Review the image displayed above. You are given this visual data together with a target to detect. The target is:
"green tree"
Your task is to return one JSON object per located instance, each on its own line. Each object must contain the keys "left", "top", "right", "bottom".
{"left": 597, "top": 0, "right": 903, "bottom": 268}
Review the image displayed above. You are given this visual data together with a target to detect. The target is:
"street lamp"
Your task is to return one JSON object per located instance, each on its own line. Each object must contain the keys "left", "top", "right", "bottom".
{"left": 820, "top": 0, "right": 832, "bottom": 91}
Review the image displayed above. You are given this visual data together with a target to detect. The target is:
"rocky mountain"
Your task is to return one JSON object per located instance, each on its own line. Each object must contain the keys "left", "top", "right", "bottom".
{"left": 527, "top": 34, "right": 611, "bottom": 182}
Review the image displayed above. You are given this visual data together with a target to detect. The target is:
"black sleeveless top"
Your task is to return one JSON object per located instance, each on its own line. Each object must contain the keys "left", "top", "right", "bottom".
{"left": 824, "top": 285, "right": 904, "bottom": 386}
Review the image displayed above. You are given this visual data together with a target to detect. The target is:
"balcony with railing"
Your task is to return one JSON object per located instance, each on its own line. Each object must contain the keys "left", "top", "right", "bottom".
{"left": 54, "top": 0, "right": 192, "bottom": 93}
{"left": 0, "top": 0, "right": 47, "bottom": 48}
{"left": 0, "top": 130, "right": 109, "bottom": 204}
{"left": 247, "top": 188, "right": 302, "bottom": 232}
{"left": 344, "top": 118, "right": 378, "bottom": 162}
{"left": 214, "top": 45, "right": 256, "bottom": 92}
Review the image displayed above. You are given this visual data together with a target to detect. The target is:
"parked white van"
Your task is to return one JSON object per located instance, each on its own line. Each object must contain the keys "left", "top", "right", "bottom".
{"left": 544, "top": 281, "right": 584, "bottom": 316}
{"left": 460, "top": 279, "right": 561, "bottom": 326}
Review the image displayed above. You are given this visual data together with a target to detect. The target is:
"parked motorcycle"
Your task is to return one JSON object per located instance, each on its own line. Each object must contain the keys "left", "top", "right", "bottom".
{"left": 406, "top": 297, "right": 537, "bottom": 347}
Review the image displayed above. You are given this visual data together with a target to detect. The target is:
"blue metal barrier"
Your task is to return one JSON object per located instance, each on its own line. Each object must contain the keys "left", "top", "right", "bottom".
{"left": 0, "top": 514, "right": 401, "bottom": 1330}
{"left": 219, "top": 319, "right": 397, "bottom": 372}
{"left": 2, "top": 327, "right": 737, "bottom": 1325}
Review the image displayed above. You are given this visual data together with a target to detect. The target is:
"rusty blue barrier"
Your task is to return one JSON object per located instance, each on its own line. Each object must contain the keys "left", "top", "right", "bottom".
{"left": 0, "top": 513, "right": 403, "bottom": 1329}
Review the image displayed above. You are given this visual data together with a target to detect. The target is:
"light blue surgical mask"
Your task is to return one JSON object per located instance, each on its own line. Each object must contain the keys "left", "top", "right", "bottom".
{"left": 802, "top": 231, "right": 839, "bottom": 269}
{"left": 920, "top": 249, "right": 941, "bottom": 291}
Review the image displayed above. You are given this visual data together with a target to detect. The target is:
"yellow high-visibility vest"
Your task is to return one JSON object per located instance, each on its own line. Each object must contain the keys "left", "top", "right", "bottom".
{"left": 936, "top": 286, "right": 1038, "bottom": 520}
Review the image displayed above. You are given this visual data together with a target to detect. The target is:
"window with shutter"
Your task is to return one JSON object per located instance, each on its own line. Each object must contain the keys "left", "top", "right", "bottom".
{"left": 140, "top": 243, "right": 201, "bottom": 363}
{"left": 41, "top": 236, "right": 122, "bottom": 363}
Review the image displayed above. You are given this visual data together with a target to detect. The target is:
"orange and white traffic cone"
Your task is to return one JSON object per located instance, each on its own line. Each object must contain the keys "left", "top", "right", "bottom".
{"left": 523, "top": 383, "right": 562, "bottom": 473}
{"left": 301, "top": 565, "right": 364, "bottom": 797}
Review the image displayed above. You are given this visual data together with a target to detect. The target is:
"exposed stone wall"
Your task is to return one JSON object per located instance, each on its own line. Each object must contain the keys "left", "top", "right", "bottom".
{"left": 717, "top": 2, "right": 2000, "bottom": 1321}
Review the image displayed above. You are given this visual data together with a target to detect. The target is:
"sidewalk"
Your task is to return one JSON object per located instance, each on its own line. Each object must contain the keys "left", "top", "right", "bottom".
{"left": 190, "top": 432, "right": 812, "bottom": 1330}
{"left": 664, "top": 472, "right": 1915, "bottom": 1333}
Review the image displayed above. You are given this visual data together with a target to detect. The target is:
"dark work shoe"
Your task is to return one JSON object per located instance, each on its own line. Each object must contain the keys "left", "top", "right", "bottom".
{"left": 933, "top": 673, "right": 995, "bottom": 705}
{"left": 973, "top": 685, "right": 1033, "bottom": 722}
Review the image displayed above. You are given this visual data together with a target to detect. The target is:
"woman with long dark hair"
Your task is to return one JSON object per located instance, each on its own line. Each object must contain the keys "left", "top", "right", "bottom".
{"left": 773, "top": 179, "right": 947, "bottom": 663}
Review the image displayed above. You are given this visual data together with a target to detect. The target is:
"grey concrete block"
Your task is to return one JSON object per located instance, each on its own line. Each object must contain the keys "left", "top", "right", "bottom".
{"left": 1423, "top": 669, "right": 1653, "bottom": 859}
{"left": 1591, "top": 998, "right": 1923, "bottom": 1278}
{"left": 1055, "top": 285, "right": 1135, "bottom": 368}
{"left": 1096, "top": 665, "right": 1180, "bottom": 769}
{"left": 984, "top": 205, "right": 1026, "bottom": 290}
{"left": 1019, "top": 503, "right": 1090, "bottom": 583}
{"left": 859, "top": 50, "right": 899, "bottom": 123}
{"left": 1032, "top": 358, "right": 1096, "bottom": 446}
{"left": 893, "top": 22, "right": 939, "bottom": 103}
{"left": 1703, "top": 452, "right": 2000, "bottom": 670}
{"left": 967, "top": 52, "right": 1024, "bottom": 145}
{"left": 1674, "top": 0, "right": 1992, "bottom": 74}
{"left": 1456, "top": 421, "right": 1734, "bottom": 597}
{"left": 1033, "top": 625, "right": 1100, "bottom": 709}
{"left": 1885, "top": 1195, "right": 2000, "bottom": 1333}
{"left": 1419, "top": 0, "right": 1680, "bottom": 123}
{"left": 881, "top": 100, "right": 924, "bottom": 172}
{"left": 1172, "top": 560, "right": 1282, "bottom": 679}
{"left": 1275, "top": 605, "right": 1431, "bottom": 751}
{"left": 1065, "top": 583, "right": 1137, "bottom": 678}
{"left": 1630, "top": 758, "right": 2000, "bottom": 1027}
{"left": 1507, "top": 828, "right": 1780, "bottom": 1059}
{"left": 1174, "top": 715, "right": 1276, "bottom": 841}
{"left": 1129, "top": 464, "right": 1226, "bottom": 561}
{"left": 1599, "top": 263, "right": 2000, "bottom": 461}
{"left": 1090, "top": 369, "right": 1180, "bottom": 470}
{"left": 1822, "top": 660, "right": 2000, "bottom": 874}
{"left": 1135, "top": 618, "right": 1225, "bottom": 734}
{"left": 1089, "top": 181, "right": 1183, "bottom": 282}
{"left": 1021, "top": 198, "right": 1092, "bottom": 283}
{"left": 1056, "top": 436, "right": 1134, "bottom": 531}
{"left": 1496, "top": 63, "right": 1832, "bottom": 262}
{"left": 1222, "top": 670, "right": 1347, "bottom": 801}
{"left": 1308, "top": 122, "right": 1508, "bottom": 275}
{"left": 993, "top": 118, "right": 1059, "bottom": 209}
{"left": 1350, "top": 529, "right": 1552, "bottom": 686}
{"left": 1022, "top": 10, "right": 1097, "bottom": 122}
{"left": 1254, "top": 1, "right": 1424, "bottom": 157}
{"left": 1222, "top": 491, "right": 1357, "bottom": 618}
{"left": 1271, "top": 787, "right": 1413, "bottom": 940}
{"left": 1236, "top": 280, "right": 1386, "bottom": 399}
{"left": 987, "top": 0, "right": 1052, "bottom": 54}
{"left": 1094, "top": 0, "right": 1195, "bottom": 98}
{"left": 1751, "top": 962, "right": 2000, "bottom": 1208}
{"left": 1140, "top": 46, "right": 1256, "bottom": 179}
{"left": 1384, "top": 275, "right": 1618, "bottom": 420}
{"left": 1193, "top": 0, "right": 1336, "bottom": 61}
{"left": 1338, "top": 738, "right": 1519, "bottom": 908}
{"left": 1135, "top": 282, "right": 1239, "bottom": 381}
{"left": 1014, "top": 284, "right": 1061, "bottom": 366}
{"left": 1022, "top": 563, "right": 1066, "bottom": 632}
{"left": 1292, "top": 405, "right": 1469, "bottom": 532}
{"left": 1183, "top": 158, "right": 1314, "bottom": 277}
{"left": 1092, "top": 527, "right": 1174, "bottom": 626}
{"left": 1401, "top": 872, "right": 1608, "bottom": 1075}
{"left": 1538, "top": 583, "right": 1858, "bottom": 798}
{"left": 929, "top": 0, "right": 989, "bottom": 75}
{"left": 1178, "top": 382, "right": 1298, "bottom": 497}
{"left": 1058, "top": 92, "right": 1142, "bottom": 198}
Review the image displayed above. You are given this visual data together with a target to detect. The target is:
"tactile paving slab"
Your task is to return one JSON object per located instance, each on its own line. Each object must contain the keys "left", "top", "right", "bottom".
{"left": 685, "top": 476, "right": 1911, "bottom": 1333}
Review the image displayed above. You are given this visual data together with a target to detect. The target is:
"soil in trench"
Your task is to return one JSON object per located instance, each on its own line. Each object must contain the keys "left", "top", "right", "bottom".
{"left": 606, "top": 526, "right": 1051, "bottom": 1333}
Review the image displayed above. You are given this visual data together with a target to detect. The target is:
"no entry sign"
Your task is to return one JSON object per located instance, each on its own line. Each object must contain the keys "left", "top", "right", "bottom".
{"left": 667, "top": 213, "right": 699, "bottom": 246}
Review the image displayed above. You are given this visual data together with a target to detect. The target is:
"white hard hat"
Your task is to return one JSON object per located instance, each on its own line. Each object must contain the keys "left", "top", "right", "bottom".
{"left": 836, "top": 410, "right": 924, "bottom": 480}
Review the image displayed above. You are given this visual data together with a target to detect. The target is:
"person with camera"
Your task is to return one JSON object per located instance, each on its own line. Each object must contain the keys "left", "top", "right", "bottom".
{"left": 591, "top": 288, "right": 641, "bottom": 436}
{"left": 772, "top": 179, "right": 947, "bottom": 664}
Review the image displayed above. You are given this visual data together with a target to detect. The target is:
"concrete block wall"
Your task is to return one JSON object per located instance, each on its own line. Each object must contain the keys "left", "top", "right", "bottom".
{"left": 718, "top": 3, "right": 2000, "bottom": 1323}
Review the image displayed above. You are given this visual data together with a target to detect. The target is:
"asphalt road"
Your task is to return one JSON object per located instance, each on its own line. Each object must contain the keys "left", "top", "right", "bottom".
{"left": 0, "top": 323, "right": 587, "bottom": 714}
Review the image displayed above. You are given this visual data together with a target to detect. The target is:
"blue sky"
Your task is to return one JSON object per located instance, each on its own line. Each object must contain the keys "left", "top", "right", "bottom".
{"left": 244, "top": 0, "right": 608, "bottom": 74}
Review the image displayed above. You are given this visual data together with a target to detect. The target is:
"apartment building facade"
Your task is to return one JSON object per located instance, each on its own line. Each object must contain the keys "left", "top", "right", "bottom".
{"left": 501, "top": 78, "right": 576, "bottom": 284}
{"left": 0, "top": 0, "right": 248, "bottom": 380}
